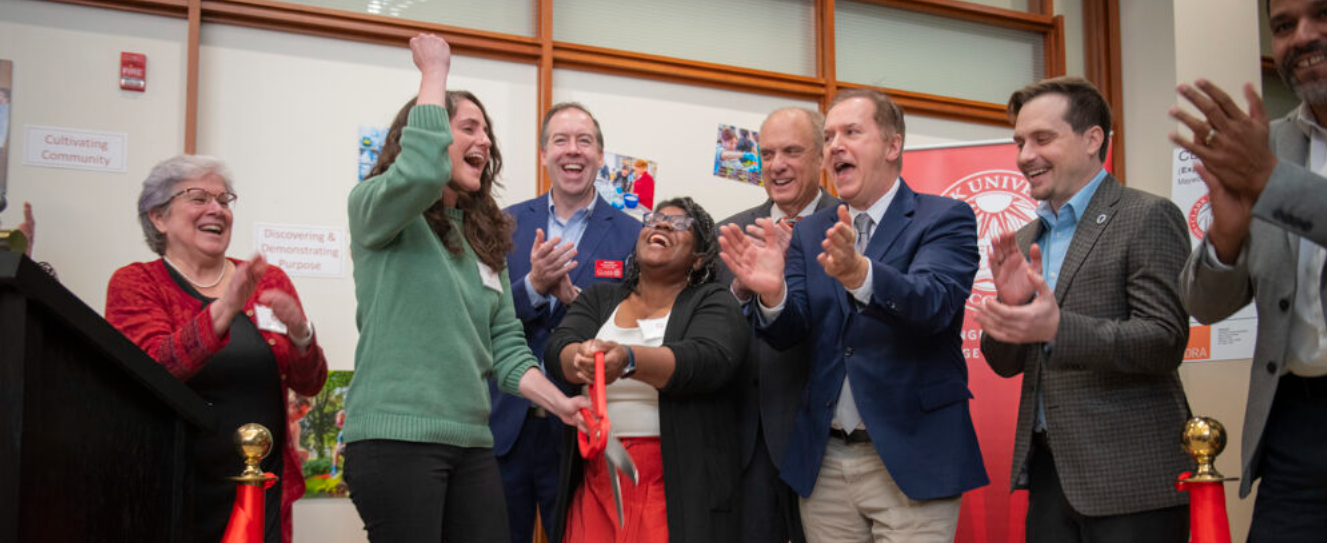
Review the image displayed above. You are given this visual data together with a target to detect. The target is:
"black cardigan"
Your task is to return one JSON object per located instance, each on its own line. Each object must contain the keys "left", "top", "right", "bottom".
{"left": 544, "top": 281, "right": 749, "bottom": 543}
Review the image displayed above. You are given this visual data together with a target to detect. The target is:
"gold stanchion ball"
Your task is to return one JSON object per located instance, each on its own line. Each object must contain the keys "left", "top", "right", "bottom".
{"left": 235, "top": 423, "right": 274, "bottom": 462}
{"left": 1180, "top": 416, "right": 1232, "bottom": 483}
{"left": 1182, "top": 416, "right": 1226, "bottom": 460}
{"left": 229, "top": 423, "right": 278, "bottom": 484}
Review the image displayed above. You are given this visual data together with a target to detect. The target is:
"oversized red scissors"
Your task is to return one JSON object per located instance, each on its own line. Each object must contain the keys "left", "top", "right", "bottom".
{"left": 577, "top": 352, "right": 610, "bottom": 458}
{"left": 575, "top": 351, "right": 639, "bottom": 527}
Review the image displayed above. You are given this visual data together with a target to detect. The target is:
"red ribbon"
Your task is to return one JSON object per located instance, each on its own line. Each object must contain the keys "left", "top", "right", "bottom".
{"left": 1175, "top": 471, "right": 1231, "bottom": 543}
{"left": 220, "top": 473, "right": 277, "bottom": 543}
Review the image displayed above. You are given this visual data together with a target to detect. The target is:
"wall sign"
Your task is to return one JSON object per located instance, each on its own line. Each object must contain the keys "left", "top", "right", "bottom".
{"left": 23, "top": 125, "right": 127, "bottom": 173}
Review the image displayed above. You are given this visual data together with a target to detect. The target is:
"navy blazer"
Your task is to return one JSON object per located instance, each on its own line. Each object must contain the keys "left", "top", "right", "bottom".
{"left": 489, "top": 193, "right": 641, "bottom": 456}
{"left": 761, "top": 180, "right": 989, "bottom": 500}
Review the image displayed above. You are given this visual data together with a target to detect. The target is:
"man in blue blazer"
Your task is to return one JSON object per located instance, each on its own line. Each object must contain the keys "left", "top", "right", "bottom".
{"left": 491, "top": 102, "right": 641, "bottom": 543}
{"left": 720, "top": 88, "right": 986, "bottom": 542}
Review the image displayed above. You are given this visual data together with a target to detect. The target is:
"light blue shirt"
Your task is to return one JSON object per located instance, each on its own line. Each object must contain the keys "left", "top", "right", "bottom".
{"left": 523, "top": 195, "right": 597, "bottom": 311}
{"left": 1032, "top": 167, "right": 1108, "bottom": 432}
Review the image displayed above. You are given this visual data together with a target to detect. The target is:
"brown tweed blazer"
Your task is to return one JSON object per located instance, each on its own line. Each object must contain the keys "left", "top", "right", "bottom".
{"left": 980, "top": 175, "right": 1194, "bottom": 517}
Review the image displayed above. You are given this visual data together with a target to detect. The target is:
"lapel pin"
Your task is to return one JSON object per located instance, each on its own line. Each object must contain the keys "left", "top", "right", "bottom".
{"left": 1096, "top": 214, "right": 1108, "bottom": 225}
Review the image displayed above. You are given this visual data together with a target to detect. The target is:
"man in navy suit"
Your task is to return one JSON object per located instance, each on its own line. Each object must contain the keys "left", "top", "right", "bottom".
{"left": 720, "top": 88, "right": 986, "bottom": 542}
{"left": 491, "top": 102, "right": 641, "bottom": 543}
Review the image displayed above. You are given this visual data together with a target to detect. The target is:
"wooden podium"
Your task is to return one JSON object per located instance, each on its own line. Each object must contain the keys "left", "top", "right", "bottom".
{"left": 0, "top": 252, "right": 216, "bottom": 543}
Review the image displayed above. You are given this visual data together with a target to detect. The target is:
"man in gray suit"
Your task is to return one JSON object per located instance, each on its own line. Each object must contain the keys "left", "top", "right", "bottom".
{"left": 978, "top": 76, "right": 1192, "bottom": 542}
{"left": 716, "top": 107, "right": 839, "bottom": 543}
{"left": 1172, "top": 1, "right": 1327, "bottom": 540}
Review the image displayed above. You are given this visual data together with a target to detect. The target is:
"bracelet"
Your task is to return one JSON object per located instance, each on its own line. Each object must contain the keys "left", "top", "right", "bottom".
{"left": 292, "top": 320, "right": 315, "bottom": 346}
{"left": 621, "top": 346, "right": 638, "bottom": 379}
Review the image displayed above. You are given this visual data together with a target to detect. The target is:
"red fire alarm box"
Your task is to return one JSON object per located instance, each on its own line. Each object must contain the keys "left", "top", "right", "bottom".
{"left": 120, "top": 52, "right": 146, "bottom": 92}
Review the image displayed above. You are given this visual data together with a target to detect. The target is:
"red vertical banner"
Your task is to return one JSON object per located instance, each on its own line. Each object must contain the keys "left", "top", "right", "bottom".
{"left": 901, "top": 141, "right": 1032, "bottom": 543}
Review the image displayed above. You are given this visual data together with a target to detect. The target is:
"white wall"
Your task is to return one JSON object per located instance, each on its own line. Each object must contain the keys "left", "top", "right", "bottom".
{"left": 0, "top": 0, "right": 187, "bottom": 311}
{"left": 552, "top": 69, "right": 1008, "bottom": 225}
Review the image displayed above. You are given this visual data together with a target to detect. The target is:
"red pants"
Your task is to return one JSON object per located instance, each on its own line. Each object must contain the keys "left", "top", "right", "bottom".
{"left": 564, "top": 437, "right": 668, "bottom": 543}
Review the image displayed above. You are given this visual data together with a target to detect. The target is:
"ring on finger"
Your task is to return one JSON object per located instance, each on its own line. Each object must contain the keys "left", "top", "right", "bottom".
{"left": 1204, "top": 129, "right": 1218, "bottom": 146}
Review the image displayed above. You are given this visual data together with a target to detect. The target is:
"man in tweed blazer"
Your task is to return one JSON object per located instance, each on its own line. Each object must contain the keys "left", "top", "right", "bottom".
{"left": 1172, "top": 2, "right": 1327, "bottom": 539}
{"left": 716, "top": 107, "right": 840, "bottom": 543}
{"left": 978, "top": 77, "right": 1192, "bottom": 542}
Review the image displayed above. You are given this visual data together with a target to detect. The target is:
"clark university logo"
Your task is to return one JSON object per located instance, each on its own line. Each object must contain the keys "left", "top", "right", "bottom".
{"left": 941, "top": 170, "right": 1038, "bottom": 311}
{"left": 1188, "top": 194, "right": 1211, "bottom": 241}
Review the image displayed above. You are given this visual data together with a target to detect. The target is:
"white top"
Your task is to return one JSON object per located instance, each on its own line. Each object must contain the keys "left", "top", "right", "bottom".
{"left": 590, "top": 305, "right": 671, "bottom": 437}
{"left": 1285, "top": 104, "right": 1327, "bottom": 377}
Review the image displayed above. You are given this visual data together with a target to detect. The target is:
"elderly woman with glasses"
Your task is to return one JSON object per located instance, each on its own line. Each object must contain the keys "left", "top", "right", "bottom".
{"left": 105, "top": 154, "right": 328, "bottom": 543}
{"left": 545, "top": 197, "right": 748, "bottom": 543}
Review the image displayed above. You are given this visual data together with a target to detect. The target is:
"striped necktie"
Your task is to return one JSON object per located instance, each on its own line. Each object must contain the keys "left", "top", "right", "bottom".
{"left": 854, "top": 213, "right": 874, "bottom": 254}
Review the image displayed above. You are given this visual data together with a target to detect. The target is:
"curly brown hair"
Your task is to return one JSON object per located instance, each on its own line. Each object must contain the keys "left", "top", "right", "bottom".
{"left": 623, "top": 196, "right": 719, "bottom": 292}
{"left": 367, "top": 92, "right": 514, "bottom": 271}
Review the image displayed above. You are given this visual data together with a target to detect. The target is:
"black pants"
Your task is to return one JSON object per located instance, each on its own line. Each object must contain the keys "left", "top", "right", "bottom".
{"left": 1247, "top": 374, "right": 1327, "bottom": 543}
{"left": 740, "top": 424, "right": 806, "bottom": 543}
{"left": 345, "top": 439, "right": 511, "bottom": 543}
{"left": 1026, "top": 436, "right": 1188, "bottom": 543}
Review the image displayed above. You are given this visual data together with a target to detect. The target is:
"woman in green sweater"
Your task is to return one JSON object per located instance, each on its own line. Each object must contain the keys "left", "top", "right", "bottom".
{"left": 343, "top": 34, "right": 589, "bottom": 543}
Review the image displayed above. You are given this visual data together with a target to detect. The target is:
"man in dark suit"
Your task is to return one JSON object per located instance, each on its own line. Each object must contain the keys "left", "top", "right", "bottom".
{"left": 716, "top": 107, "right": 839, "bottom": 543}
{"left": 1173, "top": 1, "right": 1327, "bottom": 540}
{"left": 491, "top": 102, "right": 641, "bottom": 543}
{"left": 720, "top": 88, "right": 986, "bottom": 542}
{"left": 977, "top": 76, "right": 1192, "bottom": 542}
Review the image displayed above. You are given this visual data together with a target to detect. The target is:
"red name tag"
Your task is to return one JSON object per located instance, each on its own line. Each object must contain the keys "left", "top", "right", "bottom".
{"left": 594, "top": 260, "right": 623, "bottom": 279}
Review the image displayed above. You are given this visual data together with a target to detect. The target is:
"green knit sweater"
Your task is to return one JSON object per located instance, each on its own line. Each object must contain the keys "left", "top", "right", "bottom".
{"left": 344, "top": 104, "right": 536, "bottom": 448}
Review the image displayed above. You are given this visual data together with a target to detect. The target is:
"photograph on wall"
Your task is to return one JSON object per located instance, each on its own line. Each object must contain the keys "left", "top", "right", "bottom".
{"left": 594, "top": 151, "right": 658, "bottom": 213}
{"left": 292, "top": 370, "right": 353, "bottom": 498}
{"left": 712, "top": 123, "right": 761, "bottom": 186}
{"left": 358, "top": 126, "right": 387, "bottom": 182}
{"left": 1, "top": 60, "right": 12, "bottom": 199}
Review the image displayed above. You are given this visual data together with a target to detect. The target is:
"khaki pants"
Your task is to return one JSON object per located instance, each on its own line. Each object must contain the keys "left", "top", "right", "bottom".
{"left": 800, "top": 439, "right": 960, "bottom": 543}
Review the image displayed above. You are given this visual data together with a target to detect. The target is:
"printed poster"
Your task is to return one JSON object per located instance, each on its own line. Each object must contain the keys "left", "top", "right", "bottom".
{"left": 291, "top": 370, "right": 353, "bottom": 498}
{"left": 595, "top": 151, "right": 658, "bottom": 214}
{"left": 1171, "top": 147, "right": 1257, "bottom": 362}
{"left": 358, "top": 126, "right": 387, "bottom": 182}
{"left": 1, "top": 60, "right": 11, "bottom": 199}
{"left": 712, "top": 123, "right": 761, "bottom": 186}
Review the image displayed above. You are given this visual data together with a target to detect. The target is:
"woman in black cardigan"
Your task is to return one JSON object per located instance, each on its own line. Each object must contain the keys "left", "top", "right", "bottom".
{"left": 544, "top": 197, "right": 748, "bottom": 543}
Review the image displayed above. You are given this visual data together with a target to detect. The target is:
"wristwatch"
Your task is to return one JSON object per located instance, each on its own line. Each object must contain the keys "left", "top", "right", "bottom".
{"left": 621, "top": 346, "right": 637, "bottom": 379}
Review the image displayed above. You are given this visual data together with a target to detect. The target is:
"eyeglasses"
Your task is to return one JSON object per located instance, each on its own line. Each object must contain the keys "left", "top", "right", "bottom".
{"left": 169, "top": 187, "right": 237, "bottom": 209}
{"left": 643, "top": 212, "right": 695, "bottom": 232}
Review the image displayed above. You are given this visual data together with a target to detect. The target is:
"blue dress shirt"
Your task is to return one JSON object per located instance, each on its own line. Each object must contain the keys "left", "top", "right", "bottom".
{"left": 1033, "top": 168, "right": 1108, "bottom": 431}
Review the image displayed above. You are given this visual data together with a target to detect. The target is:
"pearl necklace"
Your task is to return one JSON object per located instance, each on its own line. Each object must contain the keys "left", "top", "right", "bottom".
{"left": 162, "top": 256, "right": 228, "bottom": 289}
